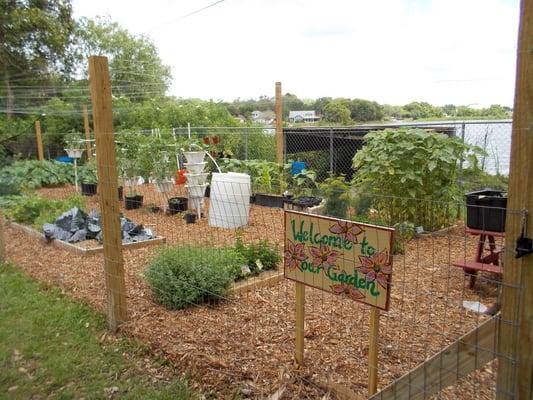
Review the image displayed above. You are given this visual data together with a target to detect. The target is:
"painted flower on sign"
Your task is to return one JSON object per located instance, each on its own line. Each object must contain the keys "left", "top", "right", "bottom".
{"left": 330, "top": 282, "right": 365, "bottom": 300}
{"left": 329, "top": 221, "right": 364, "bottom": 243}
{"left": 284, "top": 240, "right": 307, "bottom": 270}
{"left": 309, "top": 244, "right": 340, "bottom": 268}
{"left": 357, "top": 251, "right": 392, "bottom": 289}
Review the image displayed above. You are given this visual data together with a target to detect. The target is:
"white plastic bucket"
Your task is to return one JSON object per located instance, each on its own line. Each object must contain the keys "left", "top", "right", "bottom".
{"left": 185, "top": 172, "right": 209, "bottom": 186}
{"left": 184, "top": 162, "right": 207, "bottom": 174}
{"left": 208, "top": 172, "right": 251, "bottom": 229}
{"left": 183, "top": 151, "right": 206, "bottom": 164}
{"left": 186, "top": 184, "right": 207, "bottom": 198}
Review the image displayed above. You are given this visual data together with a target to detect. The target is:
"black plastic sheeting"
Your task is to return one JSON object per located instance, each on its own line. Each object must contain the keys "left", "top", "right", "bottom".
{"left": 43, "top": 208, "right": 155, "bottom": 244}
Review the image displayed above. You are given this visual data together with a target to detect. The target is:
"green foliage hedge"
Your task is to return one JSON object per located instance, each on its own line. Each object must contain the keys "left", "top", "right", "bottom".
{"left": 144, "top": 246, "right": 246, "bottom": 310}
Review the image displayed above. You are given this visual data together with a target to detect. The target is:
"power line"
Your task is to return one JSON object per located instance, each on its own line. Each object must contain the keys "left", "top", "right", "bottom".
{"left": 144, "top": 0, "right": 226, "bottom": 33}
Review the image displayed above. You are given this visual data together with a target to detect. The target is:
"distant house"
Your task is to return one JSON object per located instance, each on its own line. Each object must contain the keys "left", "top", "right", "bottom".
{"left": 288, "top": 110, "right": 320, "bottom": 123}
{"left": 251, "top": 110, "right": 275, "bottom": 124}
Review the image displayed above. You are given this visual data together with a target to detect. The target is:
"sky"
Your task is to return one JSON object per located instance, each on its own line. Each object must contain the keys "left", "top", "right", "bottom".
{"left": 72, "top": 0, "right": 520, "bottom": 107}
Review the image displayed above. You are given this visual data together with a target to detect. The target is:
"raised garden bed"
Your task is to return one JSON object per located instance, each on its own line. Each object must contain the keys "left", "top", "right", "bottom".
{"left": 8, "top": 221, "right": 166, "bottom": 256}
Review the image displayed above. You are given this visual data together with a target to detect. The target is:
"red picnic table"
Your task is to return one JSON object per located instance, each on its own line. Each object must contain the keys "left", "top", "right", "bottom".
{"left": 452, "top": 227, "right": 504, "bottom": 288}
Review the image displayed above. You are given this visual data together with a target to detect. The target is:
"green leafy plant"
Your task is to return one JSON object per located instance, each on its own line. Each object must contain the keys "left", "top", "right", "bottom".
{"left": 320, "top": 174, "right": 350, "bottom": 218}
{"left": 234, "top": 230, "right": 280, "bottom": 277}
{"left": 64, "top": 131, "right": 84, "bottom": 150}
{"left": 352, "top": 128, "right": 481, "bottom": 231}
{"left": 79, "top": 159, "right": 98, "bottom": 184}
{"left": 0, "top": 160, "right": 75, "bottom": 191}
{"left": 117, "top": 132, "right": 142, "bottom": 196}
{"left": 144, "top": 246, "right": 246, "bottom": 310}
{"left": 4, "top": 194, "right": 85, "bottom": 230}
{"left": 289, "top": 168, "right": 317, "bottom": 198}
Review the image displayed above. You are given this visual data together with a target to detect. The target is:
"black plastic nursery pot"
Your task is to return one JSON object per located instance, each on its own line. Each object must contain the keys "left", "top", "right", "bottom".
{"left": 80, "top": 182, "right": 97, "bottom": 196}
{"left": 124, "top": 195, "right": 144, "bottom": 210}
{"left": 167, "top": 197, "right": 188, "bottom": 215}
{"left": 254, "top": 193, "right": 285, "bottom": 208}
{"left": 184, "top": 213, "right": 197, "bottom": 224}
{"left": 466, "top": 189, "right": 507, "bottom": 232}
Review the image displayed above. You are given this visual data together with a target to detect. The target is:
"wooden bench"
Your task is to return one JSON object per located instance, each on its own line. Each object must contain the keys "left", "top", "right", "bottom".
{"left": 452, "top": 260, "right": 503, "bottom": 288}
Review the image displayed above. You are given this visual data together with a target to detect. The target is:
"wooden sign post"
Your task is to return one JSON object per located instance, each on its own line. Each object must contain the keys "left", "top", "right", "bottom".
{"left": 35, "top": 120, "right": 44, "bottom": 161}
{"left": 284, "top": 211, "right": 394, "bottom": 393}
{"left": 83, "top": 105, "right": 92, "bottom": 159}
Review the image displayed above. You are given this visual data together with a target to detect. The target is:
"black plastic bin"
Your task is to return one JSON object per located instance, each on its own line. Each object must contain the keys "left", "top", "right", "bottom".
{"left": 466, "top": 189, "right": 507, "bottom": 232}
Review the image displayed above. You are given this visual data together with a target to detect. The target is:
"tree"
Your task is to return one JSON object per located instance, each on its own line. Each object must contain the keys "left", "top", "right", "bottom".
{"left": 349, "top": 99, "right": 384, "bottom": 122}
{"left": 282, "top": 93, "right": 306, "bottom": 118}
{"left": 323, "top": 100, "right": 351, "bottom": 124}
{"left": 74, "top": 17, "right": 171, "bottom": 102}
{"left": 0, "top": 0, "right": 77, "bottom": 116}
{"left": 313, "top": 97, "right": 332, "bottom": 116}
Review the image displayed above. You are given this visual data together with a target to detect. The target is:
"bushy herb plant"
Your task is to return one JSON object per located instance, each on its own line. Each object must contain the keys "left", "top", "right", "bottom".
{"left": 144, "top": 246, "right": 246, "bottom": 310}
{"left": 352, "top": 128, "right": 481, "bottom": 230}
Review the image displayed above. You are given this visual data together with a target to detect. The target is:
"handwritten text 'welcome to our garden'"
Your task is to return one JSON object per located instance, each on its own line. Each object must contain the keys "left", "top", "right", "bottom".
{"left": 284, "top": 211, "right": 394, "bottom": 310}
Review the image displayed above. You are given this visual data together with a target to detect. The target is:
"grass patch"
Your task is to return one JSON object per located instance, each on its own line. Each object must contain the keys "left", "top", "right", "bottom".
{"left": 0, "top": 263, "right": 196, "bottom": 400}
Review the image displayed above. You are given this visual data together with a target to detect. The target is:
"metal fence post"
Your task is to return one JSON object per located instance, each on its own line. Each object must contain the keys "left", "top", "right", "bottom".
{"left": 244, "top": 128, "right": 249, "bottom": 160}
{"left": 329, "top": 127, "right": 334, "bottom": 173}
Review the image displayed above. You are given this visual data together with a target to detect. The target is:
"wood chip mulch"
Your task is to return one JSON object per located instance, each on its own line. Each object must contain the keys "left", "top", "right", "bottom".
{"left": 4, "top": 185, "right": 502, "bottom": 399}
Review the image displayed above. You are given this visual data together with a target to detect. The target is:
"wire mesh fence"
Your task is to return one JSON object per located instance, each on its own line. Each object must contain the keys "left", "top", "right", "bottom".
{"left": 0, "top": 119, "right": 520, "bottom": 398}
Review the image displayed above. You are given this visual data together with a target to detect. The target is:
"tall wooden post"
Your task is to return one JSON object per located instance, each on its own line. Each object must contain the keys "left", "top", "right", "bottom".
{"left": 0, "top": 211, "right": 5, "bottom": 264}
{"left": 497, "top": 0, "right": 533, "bottom": 398}
{"left": 88, "top": 56, "right": 127, "bottom": 331}
{"left": 83, "top": 105, "right": 92, "bottom": 159}
{"left": 275, "top": 82, "right": 283, "bottom": 164}
{"left": 35, "top": 120, "right": 44, "bottom": 161}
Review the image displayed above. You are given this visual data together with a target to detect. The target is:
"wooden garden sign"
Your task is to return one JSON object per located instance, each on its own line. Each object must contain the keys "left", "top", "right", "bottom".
{"left": 284, "top": 210, "right": 394, "bottom": 395}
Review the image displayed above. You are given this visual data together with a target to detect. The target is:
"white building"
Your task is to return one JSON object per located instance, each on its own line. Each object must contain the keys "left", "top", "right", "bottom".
{"left": 288, "top": 110, "right": 320, "bottom": 123}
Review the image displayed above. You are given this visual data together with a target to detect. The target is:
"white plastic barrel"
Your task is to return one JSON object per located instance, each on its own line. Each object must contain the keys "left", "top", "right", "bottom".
{"left": 208, "top": 172, "right": 251, "bottom": 228}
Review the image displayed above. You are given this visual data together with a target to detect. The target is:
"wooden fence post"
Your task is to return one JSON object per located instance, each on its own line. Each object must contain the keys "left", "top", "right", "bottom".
{"left": 497, "top": 0, "right": 533, "bottom": 398}
{"left": 275, "top": 82, "right": 283, "bottom": 164}
{"left": 368, "top": 308, "right": 380, "bottom": 395}
{"left": 35, "top": 120, "right": 44, "bottom": 161}
{"left": 83, "top": 105, "right": 92, "bottom": 159}
{"left": 0, "top": 211, "right": 5, "bottom": 264}
{"left": 88, "top": 55, "right": 127, "bottom": 331}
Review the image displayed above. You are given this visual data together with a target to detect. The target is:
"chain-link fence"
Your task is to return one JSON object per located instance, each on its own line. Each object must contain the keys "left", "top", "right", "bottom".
{"left": 284, "top": 121, "right": 512, "bottom": 185}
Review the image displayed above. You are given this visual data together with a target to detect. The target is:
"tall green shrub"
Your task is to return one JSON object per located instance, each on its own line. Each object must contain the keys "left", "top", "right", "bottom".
{"left": 352, "top": 128, "right": 480, "bottom": 230}
{"left": 144, "top": 246, "right": 245, "bottom": 310}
